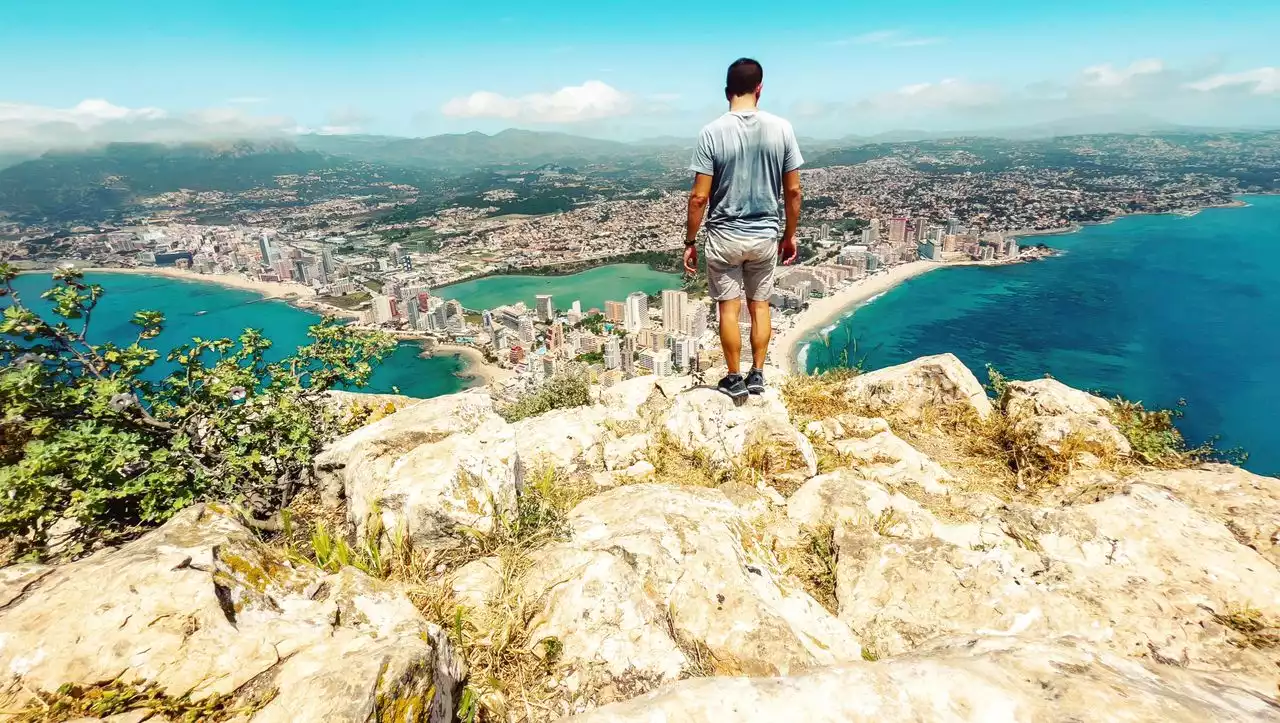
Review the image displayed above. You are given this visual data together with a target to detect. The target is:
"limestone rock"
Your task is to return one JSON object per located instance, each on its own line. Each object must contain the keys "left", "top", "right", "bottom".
{"left": 842, "top": 353, "right": 993, "bottom": 421}
{"left": 569, "top": 484, "right": 861, "bottom": 675}
{"left": 451, "top": 557, "right": 502, "bottom": 612}
{"left": 0, "top": 505, "right": 463, "bottom": 722}
{"left": 1002, "top": 378, "right": 1131, "bottom": 459}
{"left": 602, "top": 433, "right": 649, "bottom": 471}
{"left": 1138, "top": 464, "right": 1280, "bottom": 567}
{"left": 662, "top": 388, "right": 817, "bottom": 478}
{"left": 512, "top": 405, "right": 609, "bottom": 472}
{"left": 836, "top": 483, "right": 1280, "bottom": 690}
{"left": 314, "top": 392, "right": 521, "bottom": 549}
{"left": 566, "top": 636, "right": 1280, "bottom": 722}
{"left": 832, "top": 428, "right": 953, "bottom": 494}
{"left": 598, "top": 376, "right": 671, "bottom": 421}
{"left": 521, "top": 545, "right": 688, "bottom": 701}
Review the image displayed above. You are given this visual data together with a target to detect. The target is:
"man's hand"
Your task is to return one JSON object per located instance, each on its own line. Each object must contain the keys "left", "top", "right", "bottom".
{"left": 778, "top": 236, "right": 798, "bottom": 265}
{"left": 683, "top": 244, "right": 698, "bottom": 275}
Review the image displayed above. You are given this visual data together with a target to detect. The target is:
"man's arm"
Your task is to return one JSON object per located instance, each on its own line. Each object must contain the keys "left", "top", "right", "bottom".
{"left": 684, "top": 173, "right": 713, "bottom": 274}
{"left": 779, "top": 169, "right": 802, "bottom": 265}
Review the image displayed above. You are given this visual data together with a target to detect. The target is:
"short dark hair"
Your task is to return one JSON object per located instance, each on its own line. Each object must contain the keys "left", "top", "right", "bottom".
{"left": 726, "top": 58, "right": 763, "bottom": 97}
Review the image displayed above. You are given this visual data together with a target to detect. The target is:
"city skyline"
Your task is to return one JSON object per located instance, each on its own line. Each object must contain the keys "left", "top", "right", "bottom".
{"left": 2, "top": 0, "right": 1279, "bottom": 152}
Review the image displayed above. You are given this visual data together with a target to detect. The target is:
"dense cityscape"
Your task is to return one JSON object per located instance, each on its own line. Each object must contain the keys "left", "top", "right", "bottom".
{"left": 3, "top": 129, "right": 1277, "bottom": 394}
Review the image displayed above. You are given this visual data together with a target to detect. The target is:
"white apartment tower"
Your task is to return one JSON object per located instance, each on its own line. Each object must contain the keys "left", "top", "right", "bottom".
{"left": 661, "top": 289, "right": 687, "bottom": 334}
{"left": 535, "top": 294, "right": 554, "bottom": 323}
{"left": 624, "top": 291, "right": 649, "bottom": 333}
{"left": 603, "top": 336, "right": 621, "bottom": 370}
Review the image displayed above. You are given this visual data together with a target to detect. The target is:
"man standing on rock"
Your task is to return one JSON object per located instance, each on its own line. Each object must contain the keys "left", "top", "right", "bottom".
{"left": 683, "top": 57, "right": 803, "bottom": 400}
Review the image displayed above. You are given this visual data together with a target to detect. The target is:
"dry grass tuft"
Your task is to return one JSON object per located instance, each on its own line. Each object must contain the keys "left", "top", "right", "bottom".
{"left": 781, "top": 368, "right": 862, "bottom": 425}
{"left": 270, "top": 463, "right": 601, "bottom": 723}
{"left": 10, "top": 679, "right": 273, "bottom": 722}
{"left": 1213, "top": 604, "right": 1280, "bottom": 649}
{"left": 647, "top": 429, "right": 729, "bottom": 488}
{"left": 779, "top": 523, "right": 839, "bottom": 615}
{"left": 887, "top": 402, "right": 1128, "bottom": 501}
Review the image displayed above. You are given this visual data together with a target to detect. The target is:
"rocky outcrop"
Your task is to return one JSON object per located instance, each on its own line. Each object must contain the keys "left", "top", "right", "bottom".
{"left": 1136, "top": 464, "right": 1280, "bottom": 566}
{"left": 8, "top": 359, "right": 1280, "bottom": 722}
{"left": 569, "top": 485, "right": 862, "bottom": 674}
{"left": 841, "top": 353, "right": 993, "bottom": 421}
{"left": 835, "top": 481, "right": 1280, "bottom": 691}
{"left": 662, "top": 387, "right": 817, "bottom": 478}
{"left": 567, "top": 636, "right": 1280, "bottom": 722}
{"left": 314, "top": 392, "right": 521, "bottom": 549}
{"left": 0, "top": 505, "right": 462, "bottom": 722}
{"left": 1002, "top": 378, "right": 1131, "bottom": 460}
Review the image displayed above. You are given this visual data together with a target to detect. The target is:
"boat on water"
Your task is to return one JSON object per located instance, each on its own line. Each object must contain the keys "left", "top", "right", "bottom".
{"left": 194, "top": 310, "right": 208, "bottom": 316}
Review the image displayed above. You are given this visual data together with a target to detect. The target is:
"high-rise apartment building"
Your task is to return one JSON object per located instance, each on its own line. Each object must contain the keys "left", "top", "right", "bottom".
{"left": 661, "top": 289, "right": 687, "bottom": 334}
{"left": 387, "top": 243, "right": 407, "bottom": 270}
{"left": 535, "top": 294, "right": 554, "bottom": 323}
{"left": 683, "top": 305, "right": 709, "bottom": 338}
{"left": 258, "top": 234, "right": 275, "bottom": 266}
{"left": 671, "top": 336, "right": 697, "bottom": 370}
{"left": 621, "top": 336, "right": 636, "bottom": 376}
{"left": 604, "top": 300, "right": 625, "bottom": 324}
{"left": 603, "top": 337, "right": 621, "bottom": 370}
{"left": 889, "top": 218, "right": 909, "bottom": 244}
{"left": 371, "top": 295, "right": 397, "bottom": 324}
{"left": 624, "top": 291, "right": 648, "bottom": 332}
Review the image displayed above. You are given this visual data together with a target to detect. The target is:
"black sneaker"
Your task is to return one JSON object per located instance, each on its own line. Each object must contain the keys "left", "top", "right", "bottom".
{"left": 717, "top": 373, "right": 749, "bottom": 400}
{"left": 745, "top": 368, "right": 766, "bottom": 395}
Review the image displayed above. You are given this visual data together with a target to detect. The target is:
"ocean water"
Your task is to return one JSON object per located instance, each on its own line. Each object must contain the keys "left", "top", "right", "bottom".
{"left": 5, "top": 272, "right": 471, "bottom": 398}
{"left": 436, "top": 263, "right": 681, "bottom": 311}
{"left": 804, "top": 195, "right": 1280, "bottom": 476}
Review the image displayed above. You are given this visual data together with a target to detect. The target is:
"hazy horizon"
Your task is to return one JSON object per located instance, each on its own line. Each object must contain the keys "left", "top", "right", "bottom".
{"left": 3, "top": 0, "right": 1278, "bottom": 152}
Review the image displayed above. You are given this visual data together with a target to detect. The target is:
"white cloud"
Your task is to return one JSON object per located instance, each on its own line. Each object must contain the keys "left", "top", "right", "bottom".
{"left": 0, "top": 99, "right": 293, "bottom": 152}
{"left": 831, "top": 30, "right": 944, "bottom": 48}
{"left": 1187, "top": 67, "right": 1280, "bottom": 95}
{"left": 0, "top": 99, "right": 167, "bottom": 127}
{"left": 1081, "top": 59, "right": 1166, "bottom": 89}
{"left": 441, "top": 81, "right": 632, "bottom": 123}
{"left": 860, "top": 79, "right": 1003, "bottom": 112}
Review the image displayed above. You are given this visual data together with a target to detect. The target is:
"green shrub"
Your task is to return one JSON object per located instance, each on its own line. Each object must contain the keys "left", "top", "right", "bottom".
{"left": 0, "top": 264, "right": 395, "bottom": 555}
{"left": 1109, "top": 397, "right": 1245, "bottom": 468}
{"left": 496, "top": 372, "right": 590, "bottom": 422}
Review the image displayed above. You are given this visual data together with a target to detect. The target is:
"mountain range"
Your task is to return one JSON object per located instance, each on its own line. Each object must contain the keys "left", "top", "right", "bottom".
{"left": 3, "top": 122, "right": 1277, "bottom": 226}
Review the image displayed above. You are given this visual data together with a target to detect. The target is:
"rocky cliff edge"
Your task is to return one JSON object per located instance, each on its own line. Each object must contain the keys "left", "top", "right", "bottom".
{"left": 2, "top": 354, "right": 1278, "bottom": 722}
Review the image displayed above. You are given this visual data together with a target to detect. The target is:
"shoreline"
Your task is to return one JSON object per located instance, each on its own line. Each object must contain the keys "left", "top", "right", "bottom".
{"left": 21, "top": 266, "right": 315, "bottom": 300}
{"left": 429, "top": 342, "right": 516, "bottom": 387}
{"left": 781, "top": 196, "right": 1258, "bottom": 375}
{"left": 17, "top": 265, "right": 510, "bottom": 392}
{"left": 772, "top": 260, "right": 947, "bottom": 374}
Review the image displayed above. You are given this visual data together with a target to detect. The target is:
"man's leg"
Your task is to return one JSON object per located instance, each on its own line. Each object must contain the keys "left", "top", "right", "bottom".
{"left": 742, "top": 239, "right": 780, "bottom": 376}
{"left": 747, "top": 300, "right": 771, "bottom": 369}
{"left": 718, "top": 298, "right": 743, "bottom": 375}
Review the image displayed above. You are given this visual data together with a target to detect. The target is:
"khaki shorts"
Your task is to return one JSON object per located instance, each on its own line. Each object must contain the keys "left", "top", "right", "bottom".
{"left": 705, "top": 232, "right": 778, "bottom": 302}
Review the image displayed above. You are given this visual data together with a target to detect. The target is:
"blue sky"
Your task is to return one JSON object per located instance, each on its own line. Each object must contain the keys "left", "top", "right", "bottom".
{"left": 1, "top": 0, "right": 1277, "bottom": 148}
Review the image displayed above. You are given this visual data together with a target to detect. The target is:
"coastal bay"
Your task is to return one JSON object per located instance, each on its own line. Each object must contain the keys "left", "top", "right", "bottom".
{"left": 6, "top": 272, "right": 475, "bottom": 399}
{"left": 801, "top": 196, "right": 1280, "bottom": 475}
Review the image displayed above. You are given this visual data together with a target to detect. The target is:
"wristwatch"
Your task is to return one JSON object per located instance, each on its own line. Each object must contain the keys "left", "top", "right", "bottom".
{"left": 684, "top": 239, "right": 697, "bottom": 248}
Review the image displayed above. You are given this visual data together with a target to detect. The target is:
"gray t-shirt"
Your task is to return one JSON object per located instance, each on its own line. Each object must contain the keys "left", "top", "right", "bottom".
{"left": 689, "top": 109, "right": 803, "bottom": 240}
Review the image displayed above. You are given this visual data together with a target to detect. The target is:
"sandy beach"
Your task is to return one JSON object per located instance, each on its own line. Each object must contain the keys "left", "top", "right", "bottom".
{"left": 430, "top": 342, "right": 516, "bottom": 386}
{"left": 772, "top": 260, "right": 947, "bottom": 374}
{"left": 76, "top": 266, "right": 314, "bottom": 299}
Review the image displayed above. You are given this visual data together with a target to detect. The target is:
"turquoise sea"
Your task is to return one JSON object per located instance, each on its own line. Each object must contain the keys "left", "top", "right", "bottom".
{"left": 804, "top": 195, "right": 1280, "bottom": 476}
{"left": 5, "top": 273, "right": 473, "bottom": 398}
{"left": 435, "top": 263, "right": 681, "bottom": 311}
